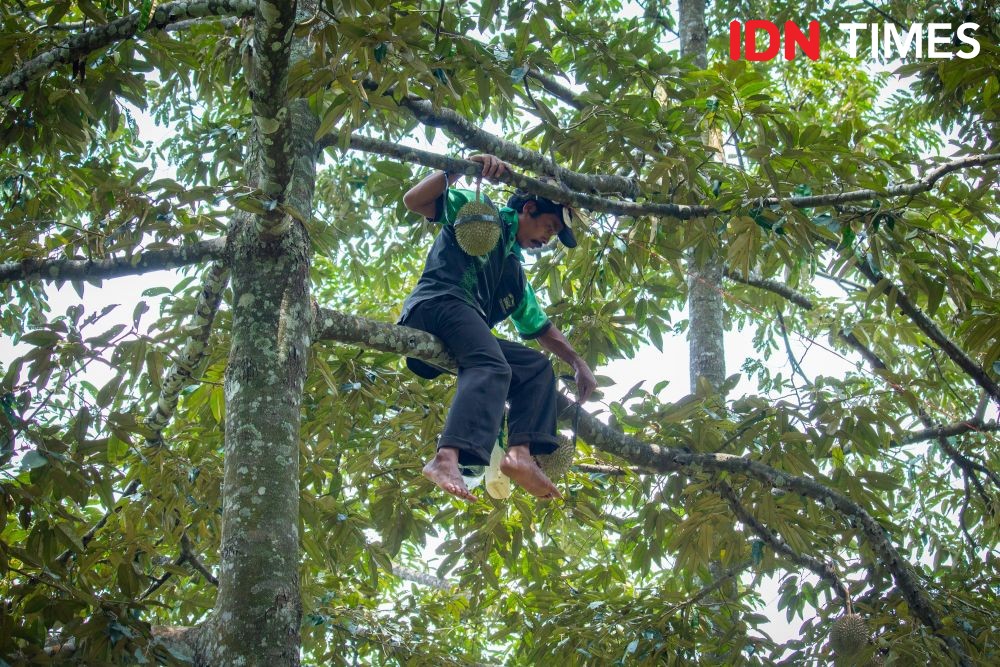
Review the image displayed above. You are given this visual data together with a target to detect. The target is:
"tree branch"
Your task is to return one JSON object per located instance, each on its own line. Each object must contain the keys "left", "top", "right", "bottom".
{"left": 525, "top": 69, "right": 586, "bottom": 110}
{"left": 726, "top": 269, "right": 1000, "bottom": 455}
{"left": 717, "top": 481, "right": 851, "bottom": 608}
{"left": 393, "top": 567, "right": 452, "bottom": 593}
{"left": 144, "top": 262, "right": 229, "bottom": 443}
{"left": 663, "top": 559, "right": 754, "bottom": 615}
{"left": 0, "top": 238, "right": 226, "bottom": 285}
{"left": 164, "top": 16, "right": 240, "bottom": 33}
{"left": 0, "top": 0, "right": 256, "bottom": 101}
{"left": 56, "top": 479, "right": 141, "bottom": 566}
{"left": 319, "top": 132, "right": 708, "bottom": 220}
{"left": 311, "top": 308, "right": 966, "bottom": 662}
{"left": 322, "top": 132, "right": 998, "bottom": 228}
{"left": 847, "top": 251, "right": 1000, "bottom": 404}
{"left": 903, "top": 420, "right": 999, "bottom": 445}
{"left": 181, "top": 533, "right": 219, "bottom": 585}
{"left": 761, "top": 153, "right": 1000, "bottom": 208}
{"left": 55, "top": 266, "right": 227, "bottom": 566}
{"left": 359, "top": 79, "right": 638, "bottom": 198}
{"left": 723, "top": 269, "right": 889, "bottom": 369}
{"left": 248, "top": 0, "right": 297, "bottom": 209}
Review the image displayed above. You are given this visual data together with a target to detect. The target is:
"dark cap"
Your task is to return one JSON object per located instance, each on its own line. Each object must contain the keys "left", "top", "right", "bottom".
{"left": 508, "top": 177, "right": 580, "bottom": 248}
{"left": 558, "top": 205, "right": 578, "bottom": 248}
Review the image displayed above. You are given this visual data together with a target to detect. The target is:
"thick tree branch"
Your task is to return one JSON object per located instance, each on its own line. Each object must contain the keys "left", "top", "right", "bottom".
{"left": 311, "top": 308, "right": 965, "bottom": 661}
{"left": 320, "top": 132, "right": 709, "bottom": 220}
{"left": 359, "top": 79, "right": 638, "bottom": 198}
{"left": 145, "top": 262, "right": 229, "bottom": 443}
{"left": 0, "top": 0, "right": 256, "bottom": 101}
{"left": 717, "top": 481, "right": 851, "bottom": 608}
{"left": 525, "top": 69, "right": 586, "bottom": 110}
{"left": 903, "top": 420, "right": 999, "bottom": 444}
{"left": 249, "top": 0, "right": 297, "bottom": 207}
{"left": 165, "top": 16, "right": 240, "bottom": 32}
{"left": 762, "top": 153, "right": 1000, "bottom": 208}
{"left": 848, "top": 252, "right": 1000, "bottom": 404}
{"left": 0, "top": 238, "right": 226, "bottom": 285}
{"left": 323, "top": 133, "right": 998, "bottom": 230}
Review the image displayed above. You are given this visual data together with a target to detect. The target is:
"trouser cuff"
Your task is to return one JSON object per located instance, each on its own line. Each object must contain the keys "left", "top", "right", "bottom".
{"left": 438, "top": 437, "right": 491, "bottom": 467}
{"left": 508, "top": 432, "right": 560, "bottom": 457}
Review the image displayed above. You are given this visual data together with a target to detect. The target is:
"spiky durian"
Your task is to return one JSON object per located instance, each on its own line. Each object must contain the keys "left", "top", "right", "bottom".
{"left": 830, "top": 613, "right": 870, "bottom": 657}
{"left": 534, "top": 436, "right": 575, "bottom": 481}
{"left": 454, "top": 199, "right": 501, "bottom": 256}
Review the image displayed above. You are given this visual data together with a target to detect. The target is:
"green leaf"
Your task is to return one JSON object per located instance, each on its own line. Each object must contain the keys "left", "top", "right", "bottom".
{"left": 210, "top": 386, "right": 225, "bottom": 423}
{"left": 20, "top": 330, "right": 60, "bottom": 347}
{"left": 20, "top": 450, "right": 48, "bottom": 470}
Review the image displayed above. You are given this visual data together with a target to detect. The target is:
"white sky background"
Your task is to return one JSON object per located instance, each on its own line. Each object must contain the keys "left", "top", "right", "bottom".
{"left": 2, "top": 0, "right": 997, "bottom": 655}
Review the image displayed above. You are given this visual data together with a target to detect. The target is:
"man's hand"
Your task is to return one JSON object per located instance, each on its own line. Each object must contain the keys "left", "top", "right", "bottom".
{"left": 469, "top": 154, "right": 509, "bottom": 181}
{"left": 573, "top": 359, "right": 597, "bottom": 404}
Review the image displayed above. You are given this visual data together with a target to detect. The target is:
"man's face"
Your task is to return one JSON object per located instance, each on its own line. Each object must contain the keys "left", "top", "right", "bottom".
{"left": 516, "top": 201, "right": 564, "bottom": 249}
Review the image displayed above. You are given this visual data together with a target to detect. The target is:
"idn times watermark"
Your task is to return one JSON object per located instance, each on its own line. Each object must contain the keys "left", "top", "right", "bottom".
{"left": 728, "top": 20, "right": 981, "bottom": 61}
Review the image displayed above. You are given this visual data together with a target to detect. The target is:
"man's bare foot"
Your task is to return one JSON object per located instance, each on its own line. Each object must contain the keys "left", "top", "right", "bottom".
{"left": 423, "top": 447, "right": 477, "bottom": 502}
{"left": 500, "top": 444, "right": 563, "bottom": 499}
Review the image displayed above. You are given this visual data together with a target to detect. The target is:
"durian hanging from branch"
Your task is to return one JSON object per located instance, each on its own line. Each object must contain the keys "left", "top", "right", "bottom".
{"left": 454, "top": 178, "right": 501, "bottom": 256}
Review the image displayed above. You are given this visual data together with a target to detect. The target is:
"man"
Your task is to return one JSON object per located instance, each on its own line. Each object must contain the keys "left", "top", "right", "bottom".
{"left": 399, "top": 153, "right": 597, "bottom": 501}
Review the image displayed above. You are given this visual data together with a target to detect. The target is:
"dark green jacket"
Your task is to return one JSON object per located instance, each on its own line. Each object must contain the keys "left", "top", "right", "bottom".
{"left": 399, "top": 188, "right": 551, "bottom": 339}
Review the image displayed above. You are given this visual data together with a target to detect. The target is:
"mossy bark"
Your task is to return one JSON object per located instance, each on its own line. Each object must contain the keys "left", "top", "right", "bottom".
{"left": 191, "top": 41, "right": 319, "bottom": 666}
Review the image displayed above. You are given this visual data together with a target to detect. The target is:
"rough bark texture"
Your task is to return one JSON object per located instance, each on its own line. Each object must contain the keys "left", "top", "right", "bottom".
{"left": 0, "top": 0, "right": 255, "bottom": 101}
{"left": 0, "top": 238, "right": 225, "bottom": 284}
{"left": 144, "top": 262, "right": 230, "bottom": 442}
{"left": 360, "top": 79, "right": 638, "bottom": 198}
{"left": 249, "top": 0, "right": 297, "bottom": 205}
{"left": 680, "top": 0, "right": 726, "bottom": 393}
{"left": 195, "top": 218, "right": 310, "bottom": 666}
{"left": 190, "top": 3, "right": 319, "bottom": 663}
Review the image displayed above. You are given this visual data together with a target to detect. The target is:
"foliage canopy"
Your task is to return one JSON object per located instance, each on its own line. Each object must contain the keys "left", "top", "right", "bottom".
{"left": 1, "top": 0, "right": 998, "bottom": 664}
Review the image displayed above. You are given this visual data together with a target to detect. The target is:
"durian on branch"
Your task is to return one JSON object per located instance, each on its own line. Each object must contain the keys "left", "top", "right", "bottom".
{"left": 312, "top": 307, "right": 970, "bottom": 665}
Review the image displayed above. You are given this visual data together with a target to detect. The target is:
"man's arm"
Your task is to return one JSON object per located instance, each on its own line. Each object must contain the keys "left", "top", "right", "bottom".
{"left": 401, "top": 154, "right": 509, "bottom": 219}
{"left": 536, "top": 325, "right": 597, "bottom": 403}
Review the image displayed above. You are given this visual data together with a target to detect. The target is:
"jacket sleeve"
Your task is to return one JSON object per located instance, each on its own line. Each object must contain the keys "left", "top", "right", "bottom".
{"left": 510, "top": 282, "right": 552, "bottom": 340}
{"left": 428, "top": 188, "right": 473, "bottom": 224}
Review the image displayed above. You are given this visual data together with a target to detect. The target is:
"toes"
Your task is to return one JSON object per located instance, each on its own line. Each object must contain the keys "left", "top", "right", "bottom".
{"left": 442, "top": 482, "right": 476, "bottom": 502}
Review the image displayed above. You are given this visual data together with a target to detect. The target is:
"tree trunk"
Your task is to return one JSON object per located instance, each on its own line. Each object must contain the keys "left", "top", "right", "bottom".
{"left": 191, "top": 5, "right": 320, "bottom": 660}
{"left": 680, "top": 0, "right": 726, "bottom": 392}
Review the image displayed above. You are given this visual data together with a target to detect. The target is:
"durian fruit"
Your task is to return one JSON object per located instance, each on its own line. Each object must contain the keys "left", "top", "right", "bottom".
{"left": 454, "top": 198, "right": 501, "bottom": 256}
{"left": 830, "top": 613, "right": 871, "bottom": 657}
{"left": 533, "top": 436, "right": 575, "bottom": 481}
{"left": 485, "top": 442, "right": 511, "bottom": 499}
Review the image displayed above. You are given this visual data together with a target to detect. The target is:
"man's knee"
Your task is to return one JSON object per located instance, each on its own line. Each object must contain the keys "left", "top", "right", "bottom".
{"left": 526, "top": 349, "right": 555, "bottom": 383}
{"left": 466, "top": 350, "right": 512, "bottom": 385}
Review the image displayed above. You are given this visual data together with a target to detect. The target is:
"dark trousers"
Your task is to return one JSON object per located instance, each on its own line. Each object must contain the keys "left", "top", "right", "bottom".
{"left": 401, "top": 296, "right": 560, "bottom": 467}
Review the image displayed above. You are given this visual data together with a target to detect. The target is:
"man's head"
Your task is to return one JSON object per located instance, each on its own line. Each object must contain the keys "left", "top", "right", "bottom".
{"left": 506, "top": 184, "right": 578, "bottom": 250}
